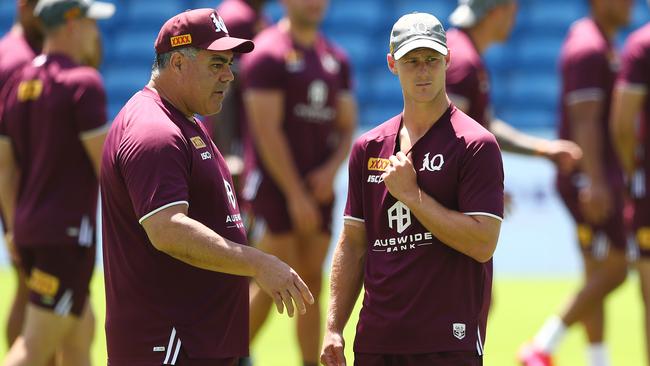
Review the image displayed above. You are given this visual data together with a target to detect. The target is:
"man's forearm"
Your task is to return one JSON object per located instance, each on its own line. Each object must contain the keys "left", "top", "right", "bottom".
{"left": 402, "top": 191, "right": 500, "bottom": 263}
{"left": 490, "top": 118, "right": 549, "bottom": 156}
{"left": 148, "top": 213, "right": 266, "bottom": 276}
{"left": 326, "top": 226, "right": 366, "bottom": 332}
{"left": 572, "top": 119, "right": 606, "bottom": 181}
{"left": 0, "top": 143, "right": 19, "bottom": 231}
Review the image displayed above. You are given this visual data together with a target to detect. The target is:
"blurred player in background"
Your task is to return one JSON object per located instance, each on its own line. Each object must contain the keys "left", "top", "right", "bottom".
{"left": 101, "top": 8, "right": 313, "bottom": 366}
{"left": 0, "top": 0, "right": 114, "bottom": 364}
{"left": 321, "top": 12, "right": 503, "bottom": 366}
{"left": 202, "top": 0, "right": 268, "bottom": 186}
{"left": 611, "top": 2, "right": 650, "bottom": 363}
{"left": 519, "top": 1, "right": 634, "bottom": 365}
{"left": 447, "top": 0, "right": 581, "bottom": 183}
{"left": 0, "top": 0, "right": 43, "bottom": 354}
{"left": 240, "top": 0, "right": 357, "bottom": 364}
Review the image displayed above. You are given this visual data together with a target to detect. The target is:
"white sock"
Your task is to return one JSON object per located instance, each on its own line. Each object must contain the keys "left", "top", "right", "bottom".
{"left": 587, "top": 343, "right": 610, "bottom": 366}
{"left": 533, "top": 316, "right": 567, "bottom": 353}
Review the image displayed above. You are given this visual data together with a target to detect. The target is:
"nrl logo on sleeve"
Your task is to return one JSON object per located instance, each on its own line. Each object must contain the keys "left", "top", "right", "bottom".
{"left": 190, "top": 136, "right": 207, "bottom": 149}
{"left": 171, "top": 34, "right": 192, "bottom": 48}
{"left": 453, "top": 323, "right": 466, "bottom": 340}
{"left": 368, "top": 158, "right": 390, "bottom": 172}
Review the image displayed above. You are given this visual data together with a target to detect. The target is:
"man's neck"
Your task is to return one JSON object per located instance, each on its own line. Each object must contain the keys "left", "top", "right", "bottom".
{"left": 402, "top": 93, "right": 450, "bottom": 137}
{"left": 279, "top": 17, "right": 318, "bottom": 48}
{"left": 147, "top": 79, "right": 193, "bottom": 119}
{"left": 465, "top": 25, "right": 494, "bottom": 55}
{"left": 591, "top": 13, "right": 618, "bottom": 40}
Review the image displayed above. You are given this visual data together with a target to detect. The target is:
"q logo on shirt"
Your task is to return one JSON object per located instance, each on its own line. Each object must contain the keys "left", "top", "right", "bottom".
{"left": 419, "top": 153, "right": 444, "bottom": 172}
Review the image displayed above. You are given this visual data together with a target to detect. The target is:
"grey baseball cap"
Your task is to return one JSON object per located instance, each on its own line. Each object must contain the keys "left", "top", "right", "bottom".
{"left": 35, "top": 0, "right": 115, "bottom": 29}
{"left": 389, "top": 12, "right": 448, "bottom": 60}
{"left": 449, "top": 0, "right": 513, "bottom": 28}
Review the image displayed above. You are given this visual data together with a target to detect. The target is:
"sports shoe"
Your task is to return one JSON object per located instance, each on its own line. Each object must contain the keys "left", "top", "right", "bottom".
{"left": 518, "top": 343, "right": 554, "bottom": 366}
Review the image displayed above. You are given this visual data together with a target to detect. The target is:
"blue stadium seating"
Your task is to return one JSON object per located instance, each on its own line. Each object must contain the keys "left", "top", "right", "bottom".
{"left": 1, "top": 0, "right": 649, "bottom": 126}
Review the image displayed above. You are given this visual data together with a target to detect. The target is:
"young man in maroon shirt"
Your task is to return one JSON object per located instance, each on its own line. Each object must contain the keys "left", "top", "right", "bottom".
{"left": 0, "top": 0, "right": 114, "bottom": 364}
{"left": 101, "top": 8, "right": 313, "bottom": 366}
{"left": 321, "top": 12, "right": 503, "bottom": 366}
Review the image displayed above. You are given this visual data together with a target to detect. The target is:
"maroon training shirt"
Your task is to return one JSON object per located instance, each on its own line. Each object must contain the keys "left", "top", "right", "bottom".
{"left": 558, "top": 18, "right": 623, "bottom": 189}
{"left": 0, "top": 53, "right": 106, "bottom": 247}
{"left": 344, "top": 105, "right": 504, "bottom": 355}
{"left": 240, "top": 24, "right": 352, "bottom": 193}
{"left": 445, "top": 29, "right": 491, "bottom": 128}
{"left": 101, "top": 87, "right": 249, "bottom": 364}
{"left": 0, "top": 28, "right": 40, "bottom": 88}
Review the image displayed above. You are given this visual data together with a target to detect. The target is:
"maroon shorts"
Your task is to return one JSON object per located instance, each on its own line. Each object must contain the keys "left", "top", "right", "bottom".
{"left": 174, "top": 348, "right": 238, "bottom": 366}
{"left": 354, "top": 352, "right": 482, "bottom": 366}
{"left": 17, "top": 245, "right": 95, "bottom": 317}
{"left": 246, "top": 172, "right": 333, "bottom": 235}
{"left": 556, "top": 177, "right": 627, "bottom": 257}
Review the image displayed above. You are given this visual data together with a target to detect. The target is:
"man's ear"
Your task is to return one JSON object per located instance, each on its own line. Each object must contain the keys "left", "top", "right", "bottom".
{"left": 170, "top": 51, "right": 184, "bottom": 72}
{"left": 387, "top": 53, "right": 398, "bottom": 75}
{"left": 445, "top": 49, "right": 451, "bottom": 70}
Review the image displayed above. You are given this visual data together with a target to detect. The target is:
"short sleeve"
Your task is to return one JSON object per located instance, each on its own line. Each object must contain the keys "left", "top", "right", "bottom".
{"left": 240, "top": 47, "right": 285, "bottom": 90}
{"left": 458, "top": 135, "right": 504, "bottom": 220}
{"left": 619, "top": 35, "right": 650, "bottom": 87}
{"left": 72, "top": 70, "right": 108, "bottom": 133}
{"left": 564, "top": 49, "right": 609, "bottom": 102}
{"left": 118, "top": 125, "right": 191, "bottom": 223}
{"left": 343, "top": 138, "right": 365, "bottom": 221}
{"left": 337, "top": 50, "right": 353, "bottom": 92}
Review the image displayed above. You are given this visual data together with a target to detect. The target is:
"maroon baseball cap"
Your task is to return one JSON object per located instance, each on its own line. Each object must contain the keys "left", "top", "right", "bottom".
{"left": 154, "top": 8, "right": 254, "bottom": 55}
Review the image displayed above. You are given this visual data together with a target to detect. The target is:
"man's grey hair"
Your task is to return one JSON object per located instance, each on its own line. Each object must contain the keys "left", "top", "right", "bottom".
{"left": 151, "top": 47, "right": 200, "bottom": 78}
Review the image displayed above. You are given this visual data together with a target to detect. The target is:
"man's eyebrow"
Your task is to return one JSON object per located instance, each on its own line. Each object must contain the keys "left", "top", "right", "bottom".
{"left": 210, "top": 55, "right": 233, "bottom": 63}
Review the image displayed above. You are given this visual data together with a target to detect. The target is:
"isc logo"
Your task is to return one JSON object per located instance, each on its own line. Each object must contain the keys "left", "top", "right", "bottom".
{"left": 368, "top": 158, "right": 390, "bottom": 172}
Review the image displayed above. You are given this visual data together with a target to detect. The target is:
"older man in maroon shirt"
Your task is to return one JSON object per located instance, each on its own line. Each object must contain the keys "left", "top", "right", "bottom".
{"left": 321, "top": 12, "right": 503, "bottom": 366}
{"left": 101, "top": 9, "right": 314, "bottom": 366}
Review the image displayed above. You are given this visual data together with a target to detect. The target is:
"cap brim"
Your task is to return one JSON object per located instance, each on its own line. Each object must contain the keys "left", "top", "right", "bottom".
{"left": 394, "top": 38, "right": 448, "bottom": 60}
{"left": 87, "top": 1, "right": 115, "bottom": 20}
{"left": 449, "top": 4, "right": 476, "bottom": 28}
{"left": 205, "top": 36, "right": 255, "bottom": 54}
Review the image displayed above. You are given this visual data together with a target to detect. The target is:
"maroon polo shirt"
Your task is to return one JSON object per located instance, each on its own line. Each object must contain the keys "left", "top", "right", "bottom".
{"left": 344, "top": 105, "right": 504, "bottom": 355}
{"left": 558, "top": 18, "right": 623, "bottom": 189}
{"left": 101, "top": 87, "right": 249, "bottom": 364}
{"left": 0, "top": 53, "right": 106, "bottom": 247}
{"left": 240, "top": 24, "right": 352, "bottom": 196}
{"left": 0, "top": 28, "right": 40, "bottom": 88}
{"left": 446, "top": 28, "right": 491, "bottom": 128}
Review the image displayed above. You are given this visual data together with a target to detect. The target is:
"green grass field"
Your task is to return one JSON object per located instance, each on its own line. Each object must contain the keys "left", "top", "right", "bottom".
{"left": 0, "top": 269, "right": 645, "bottom": 365}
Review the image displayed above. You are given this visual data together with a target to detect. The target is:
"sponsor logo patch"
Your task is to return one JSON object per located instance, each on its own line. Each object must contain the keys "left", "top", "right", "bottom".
{"left": 190, "top": 136, "right": 207, "bottom": 149}
{"left": 171, "top": 34, "right": 192, "bottom": 48}
{"left": 28, "top": 269, "right": 59, "bottom": 297}
{"left": 17, "top": 80, "right": 43, "bottom": 101}
{"left": 388, "top": 201, "right": 411, "bottom": 234}
{"left": 577, "top": 224, "right": 593, "bottom": 248}
{"left": 637, "top": 227, "right": 650, "bottom": 250}
{"left": 368, "top": 158, "right": 390, "bottom": 172}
